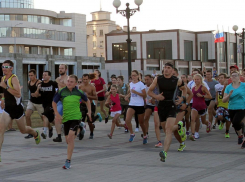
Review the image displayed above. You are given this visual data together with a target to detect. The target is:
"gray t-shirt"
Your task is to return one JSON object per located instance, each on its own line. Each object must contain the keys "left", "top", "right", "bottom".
{"left": 204, "top": 79, "right": 219, "bottom": 99}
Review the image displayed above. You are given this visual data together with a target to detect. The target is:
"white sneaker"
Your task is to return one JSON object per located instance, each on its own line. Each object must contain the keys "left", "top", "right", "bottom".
{"left": 117, "top": 126, "right": 122, "bottom": 129}
{"left": 199, "top": 118, "right": 202, "bottom": 129}
{"left": 194, "top": 132, "right": 199, "bottom": 139}
{"left": 135, "top": 128, "right": 139, "bottom": 132}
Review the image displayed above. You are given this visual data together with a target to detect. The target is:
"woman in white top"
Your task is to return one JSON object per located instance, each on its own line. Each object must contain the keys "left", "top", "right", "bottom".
{"left": 125, "top": 70, "right": 147, "bottom": 144}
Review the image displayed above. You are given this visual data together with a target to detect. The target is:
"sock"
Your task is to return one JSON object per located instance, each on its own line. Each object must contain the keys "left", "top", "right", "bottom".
{"left": 67, "top": 159, "right": 71, "bottom": 163}
{"left": 58, "top": 134, "right": 61, "bottom": 139}
{"left": 43, "top": 127, "right": 48, "bottom": 135}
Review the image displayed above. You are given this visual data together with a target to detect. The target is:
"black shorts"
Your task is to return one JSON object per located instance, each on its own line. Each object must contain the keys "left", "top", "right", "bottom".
{"left": 145, "top": 105, "right": 154, "bottom": 113}
{"left": 192, "top": 108, "right": 207, "bottom": 116}
{"left": 98, "top": 97, "right": 105, "bottom": 101}
{"left": 128, "top": 106, "right": 145, "bottom": 115}
{"left": 42, "top": 105, "right": 54, "bottom": 123}
{"left": 158, "top": 102, "right": 176, "bottom": 122}
{"left": 4, "top": 104, "right": 24, "bottom": 120}
{"left": 80, "top": 103, "right": 96, "bottom": 123}
{"left": 205, "top": 98, "right": 215, "bottom": 107}
{"left": 63, "top": 120, "right": 80, "bottom": 136}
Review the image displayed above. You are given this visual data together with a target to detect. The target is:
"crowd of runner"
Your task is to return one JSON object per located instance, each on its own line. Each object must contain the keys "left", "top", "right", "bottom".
{"left": 0, "top": 60, "right": 245, "bottom": 169}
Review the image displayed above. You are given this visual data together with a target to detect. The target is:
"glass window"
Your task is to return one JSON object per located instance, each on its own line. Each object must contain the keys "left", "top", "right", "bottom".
{"left": 230, "top": 43, "right": 235, "bottom": 63}
{"left": 33, "top": 15, "right": 38, "bottom": 23}
{"left": 10, "top": 15, "right": 16, "bottom": 20}
{"left": 4, "top": 15, "right": 10, "bottom": 21}
{"left": 0, "top": 15, "right": 4, "bottom": 21}
{"left": 23, "top": 15, "right": 28, "bottom": 21}
{"left": 24, "top": 47, "right": 30, "bottom": 54}
{"left": 28, "top": 15, "right": 32, "bottom": 22}
{"left": 219, "top": 42, "right": 226, "bottom": 62}
{"left": 146, "top": 40, "right": 172, "bottom": 59}
{"left": 64, "top": 48, "right": 72, "bottom": 56}
{"left": 200, "top": 42, "right": 208, "bottom": 62}
{"left": 184, "top": 40, "right": 193, "bottom": 61}
{"left": 16, "top": 15, "right": 23, "bottom": 21}
{"left": 112, "top": 42, "right": 137, "bottom": 60}
{"left": 9, "top": 46, "right": 14, "bottom": 53}
{"left": 62, "top": 19, "right": 72, "bottom": 26}
{"left": 0, "top": 28, "right": 7, "bottom": 37}
{"left": 100, "top": 30, "right": 103, "bottom": 36}
{"left": 93, "top": 41, "right": 97, "bottom": 48}
{"left": 93, "top": 30, "right": 96, "bottom": 36}
{"left": 0, "top": 46, "right": 2, "bottom": 53}
{"left": 37, "top": 16, "right": 41, "bottom": 23}
{"left": 30, "top": 47, "right": 38, "bottom": 54}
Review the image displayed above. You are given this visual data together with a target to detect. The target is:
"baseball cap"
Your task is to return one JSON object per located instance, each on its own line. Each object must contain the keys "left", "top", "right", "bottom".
{"left": 230, "top": 65, "right": 239, "bottom": 70}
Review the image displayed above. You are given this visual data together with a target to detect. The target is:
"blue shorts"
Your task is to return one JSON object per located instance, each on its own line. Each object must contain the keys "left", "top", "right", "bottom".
{"left": 57, "top": 101, "right": 63, "bottom": 116}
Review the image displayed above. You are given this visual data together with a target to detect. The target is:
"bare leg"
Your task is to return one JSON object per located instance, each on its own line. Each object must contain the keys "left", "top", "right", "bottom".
{"left": 163, "top": 117, "right": 176, "bottom": 152}
{"left": 110, "top": 114, "right": 121, "bottom": 135}
{"left": 16, "top": 116, "right": 38, "bottom": 136}
{"left": 125, "top": 108, "right": 135, "bottom": 134}
{"left": 144, "top": 109, "right": 152, "bottom": 133}
{"left": 66, "top": 130, "right": 76, "bottom": 160}
{"left": 25, "top": 109, "right": 33, "bottom": 127}
{"left": 154, "top": 111, "right": 161, "bottom": 141}
{"left": 191, "top": 110, "right": 198, "bottom": 135}
{"left": 138, "top": 113, "right": 146, "bottom": 136}
{"left": 0, "top": 112, "right": 12, "bottom": 156}
{"left": 208, "top": 101, "right": 215, "bottom": 125}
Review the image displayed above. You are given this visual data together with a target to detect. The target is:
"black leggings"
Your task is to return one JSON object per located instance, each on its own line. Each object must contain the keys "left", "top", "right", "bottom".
{"left": 229, "top": 110, "right": 245, "bottom": 131}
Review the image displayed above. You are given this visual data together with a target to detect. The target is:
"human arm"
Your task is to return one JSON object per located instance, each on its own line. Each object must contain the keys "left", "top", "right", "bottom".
{"left": 131, "top": 88, "right": 146, "bottom": 98}
{"left": 88, "top": 86, "right": 98, "bottom": 100}
{"left": 147, "top": 77, "right": 165, "bottom": 101}
{"left": 105, "top": 96, "right": 111, "bottom": 108}
{"left": 52, "top": 92, "right": 62, "bottom": 124}
{"left": 223, "top": 88, "right": 233, "bottom": 103}
{"left": 0, "top": 76, "right": 21, "bottom": 98}
{"left": 197, "top": 86, "right": 212, "bottom": 99}
{"left": 221, "top": 79, "right": 228, "bottom": 96}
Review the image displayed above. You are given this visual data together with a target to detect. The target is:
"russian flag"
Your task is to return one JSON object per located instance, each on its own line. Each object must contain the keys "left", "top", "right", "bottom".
{"left": 214, "top": 31, "right": 224, "bottom": 43}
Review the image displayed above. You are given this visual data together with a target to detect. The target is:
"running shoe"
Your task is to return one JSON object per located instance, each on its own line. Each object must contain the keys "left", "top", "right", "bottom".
{"left": 41, "top": 132, "right": 47, "bottom": 139}
{"left": 107, "top": 134, "right": 112, "bottom": 139}
{"left": 129, "top": 134, "right": 135, "bottom": 142}
{"left": 89, "top": 134, "right": 94, "bottom": 139}
{"left": 189, "top": 134, "right": 195, "bottom": 141}
{"left": 212, "top": 124, "right": 216, "bottom": 129}
{"left": 125, "top": 129, "right": 129, "bottom": 133}
{"left": 62, "top": 159, "right": 71, "bottom": 169}
{"left": 241, "top": 141, "right": 245, "bottom": 149}
{"left": 24, "top": 134, "right": 33, "bottom": 139}
{"left": 159, "top": 151, "right": 167, "bottom": 162}
{"left": 155, "top": 141, "right": 163, "bottom": 148}
{"left": 178, "top": 143, "right": 186, "bottom": 152}
{"left": 53, "top": 137, "right": 62, "bottom": 142}
{"left": 143, "top": 136, "right": 148, "bottom": 144}
{"left": 225, "top": 133, "right": 230, "bottom": 138}
{"left": 206, "top": 122, "right": 211, "bottom": 133}
{"left": 194, "top": 132, "right": 199, "bottom": 139}
{"left": 219, "top": 123, "right": 224, "bottom": 130}
{"left": 97, "top": 113, "right": 102, "bottom": 122}
{"left": 238, "top": 135, "right": 243, "bottom": 145}
{"left": 49, "top": 127, "right": 53, "bottom": 138}
{"left": 135, "top": 128, "right": 139, "bottom": 132}
{"left": 178, "top": 121, "right": 187, "bottom": 142}
{"left": 34, "top": 130, "right": 41, "bottom": 145}
{"left": 105, "top": 116, "right": 109, "bottom": 124}
{"left": 186, "top": 131, "right": 190, "bottom": 136}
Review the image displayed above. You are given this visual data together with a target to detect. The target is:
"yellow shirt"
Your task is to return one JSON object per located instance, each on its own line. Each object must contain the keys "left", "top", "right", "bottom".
{"left": 215, "top": 83, "right": 228, "bottom": 109}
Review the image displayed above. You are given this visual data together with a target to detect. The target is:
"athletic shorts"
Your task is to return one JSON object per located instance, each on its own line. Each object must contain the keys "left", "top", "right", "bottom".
{"left": 158, "top": 102, "right": 176, "bottom": 122}
{"left": 192, "top": 108, "right": 207, "bottom": 116}
{"left": 42, "top": 105, "right": 54, "bottom": 123}
{"left": 26, "top": 101, "right": 44, "bottom": 116}
{"left": 4, "top": 104, "right": 25, "bottom": 120}
{"left": 63, "top": 120, "right": 80, "bottom": 136}
{"left": 80, "top": 103, "right": 96, "bottom": 123}
{"left": 98, "top": 97, "right": 105, "bottom": 101}
{"left": 154, "top": 106, "right": 158, "bottom": 112}
{"left": 215, "top": 107, "right": 230, "bottom": 121}
{"left": 205, "top": 98, "right": 215, "bottom": 107}
{"left": 111, "top": 110, "right": 121, "bottom": 117}
{"left": 145, "top": 105, "right": 154, "bottom": 112}
{"left": 128, "top": 106, "right": 145, "bottom": 115}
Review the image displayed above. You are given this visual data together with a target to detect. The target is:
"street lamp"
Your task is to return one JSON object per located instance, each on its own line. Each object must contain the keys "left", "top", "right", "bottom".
{"left": 113, "top": 0, "right": 143, "bottom": 77}
{"left": 232, "top": 25, "right": 245, "bottom": 69}
{"left": 13, "top": 23, "right": 23, "bottom": 53}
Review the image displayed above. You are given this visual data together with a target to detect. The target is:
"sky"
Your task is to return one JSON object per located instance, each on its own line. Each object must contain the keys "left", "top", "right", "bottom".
{"left": 35, "top": 0, "right": 245, "bottom": 33}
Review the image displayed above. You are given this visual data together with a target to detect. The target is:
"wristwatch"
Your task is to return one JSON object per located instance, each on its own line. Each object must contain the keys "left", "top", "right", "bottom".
{"left": 6, "top": 86, "right": 9, "bottom": 90}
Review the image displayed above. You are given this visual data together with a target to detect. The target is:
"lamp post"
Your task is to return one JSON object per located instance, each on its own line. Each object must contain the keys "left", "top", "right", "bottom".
{"left": 13, "top": 23, "right": 23, "bottom": 53}
{"left": 113, "top": 0, "right": 143, "bottom": 77}
{"left": 232, "top": 25, "right": 245, "bottom": 69}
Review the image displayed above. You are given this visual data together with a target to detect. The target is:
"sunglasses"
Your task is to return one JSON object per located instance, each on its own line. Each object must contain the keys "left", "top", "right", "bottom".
{"left": 2, "top": 66, "right": 12, "bottom": 69}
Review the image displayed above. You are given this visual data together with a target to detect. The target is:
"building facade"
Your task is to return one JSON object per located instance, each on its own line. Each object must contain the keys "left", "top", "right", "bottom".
{"left": 105, "top": 29, "right": 242, "bottom": 75}
{"left": 87, "top": 10, "right": 119, "bottom": 59}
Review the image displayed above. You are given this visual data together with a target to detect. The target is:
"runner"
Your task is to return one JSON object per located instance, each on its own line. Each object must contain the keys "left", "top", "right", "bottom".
{"left": 33, "top": 71, "right": 58, "bottom": 140}
{"left": 91, "top": 70, "right": 108, "bottom": 123}
{"left": 79, "top": 73, "right": 101, "bottom": 139}
{"left": 53, "top": 75, "right": 91, "bottom": 169}
{"left": 204, "top": 70, "right": 219, "bottom": 128}
{"left": 105, "top": 85, "right": 128, "bottom": 139}
{"left": 53, "top": 64, "right": 68, "bottom": 142}
{"left": 0, "top": 60, "right": 40, "bottom": 162}
{"left": 124, "top": 70, "right": 147, "bottom": 144}
{"left": 148, "top": 63, "right": 187, "bottom": 162}
{"left": 223, "top": 71, "right": 245, "bottom": 148}
{"left": 228, "top": 65, "right": 245, "bottom": 84}
{"left": 189, "top": 74, "right": 212, "bottom": 141}
{"left": 215, "top": 73, "right": 231, "bottom": 138}
{"left": 25, "top": 69, "right": 43, "bottom": 139}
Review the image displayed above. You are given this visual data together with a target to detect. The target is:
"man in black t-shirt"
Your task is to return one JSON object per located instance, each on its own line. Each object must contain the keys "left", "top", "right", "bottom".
{"left": 34, "top": 71, "right": 58, "bottom": 139}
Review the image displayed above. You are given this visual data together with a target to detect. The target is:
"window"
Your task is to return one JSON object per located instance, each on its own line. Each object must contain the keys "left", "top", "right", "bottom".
{"left": 9, "top": 46, "right": 14, "bottom": 53}
{"left": 0, "top": 46, "right": 2, "bottom": 53}
{"left": 112, "top": 42, "right": 137, "bottom": 60}
{"left": 146, "top": 40, "right": 172, "bottom": 59}
{"left": 230, "top": 43, "right": 235, "bottom": 63}
{"left": 219, "top": 42, "right": 226, "bottom": 62}
{"left": 0, "top": 15, "right": 4, "bottom": 21}
{"left": 93, "top": 41, "right": 97, "bottom": 48}
{"left": 93, "top": 30, "right": 96, "bottom": 36}
{"left": 200, "top": 42, "right": 208, "bottom": 62}
{"left": 184, "top": 41, "right": 193, "bottom": 61}
{"left": 64, "top": 48, "right": 72, "bottom": 56}
{"left": 62, "top": 19, "right": 72, "bottom": 27}
{"left": 99, "top": 41, "right": 103, "bottom": 48}
{"left": 147, "top": 67, "right": 159, "bottom": 70}
{"left": 100, "top": 30, "right": 103, "bottom": 36}
{"left": 93, "top": 53, "right": 96, "bottom": 57}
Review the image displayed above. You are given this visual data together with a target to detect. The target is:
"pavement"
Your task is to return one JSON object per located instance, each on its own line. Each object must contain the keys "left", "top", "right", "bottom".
{"left": 0, "top": 117, "right": 244, "bottom": 182}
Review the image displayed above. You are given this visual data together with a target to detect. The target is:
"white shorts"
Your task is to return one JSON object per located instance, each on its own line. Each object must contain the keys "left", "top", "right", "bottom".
{"left": 110, "top": 111, "right": 121, "bottom": 117}
{"left": 26, "top": 101, "right": 44, "bottom": 116}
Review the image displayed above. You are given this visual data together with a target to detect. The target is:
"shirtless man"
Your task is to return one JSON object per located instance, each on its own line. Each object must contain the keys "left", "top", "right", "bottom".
{"left": 79, "top": 74, "right": 99, "bottom": 139}
{"left": 53, "top": 64, "right": 68, "bottom": 142}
